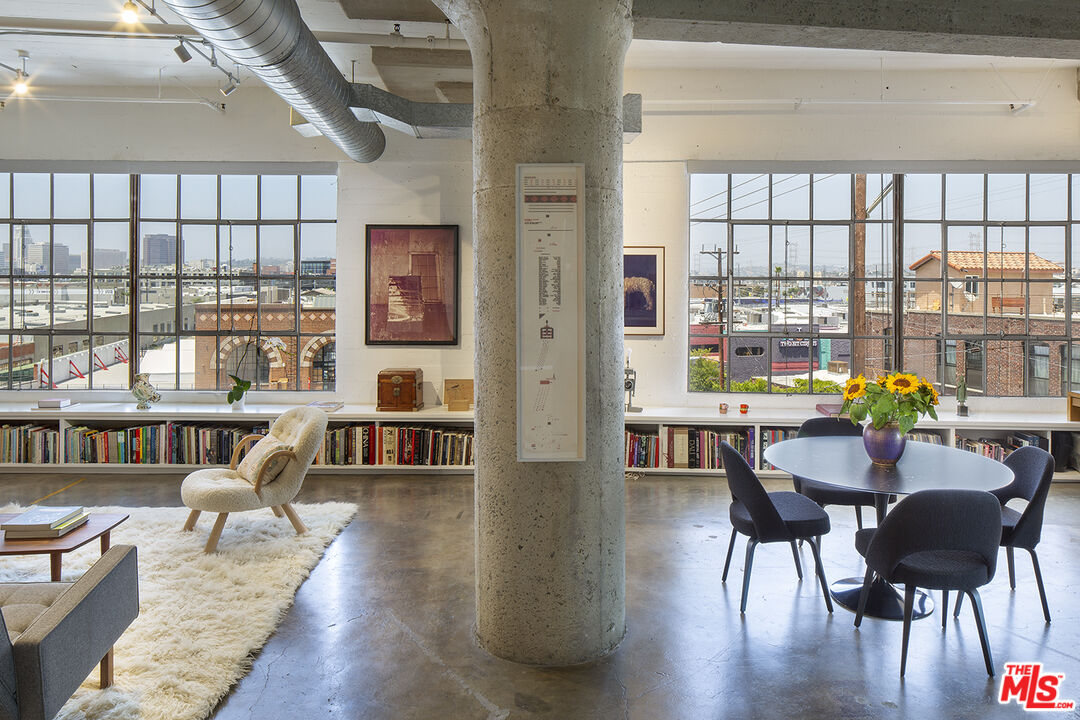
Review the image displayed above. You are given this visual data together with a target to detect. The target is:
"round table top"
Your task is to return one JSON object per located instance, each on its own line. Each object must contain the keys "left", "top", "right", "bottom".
{"left": 762, "top": 436, "right": 1014, "bottom": 495}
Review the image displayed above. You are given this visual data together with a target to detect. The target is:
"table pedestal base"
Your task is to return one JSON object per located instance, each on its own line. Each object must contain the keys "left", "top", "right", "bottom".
{"left": 831, "top": 576, "right": 933, "bottom": 621}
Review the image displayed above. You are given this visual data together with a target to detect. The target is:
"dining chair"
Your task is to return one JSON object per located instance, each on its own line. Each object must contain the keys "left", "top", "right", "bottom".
{"left": 795, "top": 417, "right": 893, "bottom": 529}
{"left": 951, "top": 445, "right": 1054, "bottom": 624}
{"left": 853, "top": 489, "right": 1001, "bottom": 676}
{"left": 719, "top": 441, "right": 833, "bottom": 614}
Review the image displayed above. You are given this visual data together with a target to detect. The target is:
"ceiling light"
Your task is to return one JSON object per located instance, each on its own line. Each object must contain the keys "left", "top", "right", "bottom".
{"left": 220, "top": 81, "right": 237, "bottom": 96}
{"left": 121, "top": 1, "right": 139, "bottom": 24}
{"left": 173, "top": 42, "right": 192, "bottom": 63}
{"left": 13, "top": 69, "right": 27, "bottom": 95}
{"left": 389, "top": 23, "right": 404, "bottom": 47}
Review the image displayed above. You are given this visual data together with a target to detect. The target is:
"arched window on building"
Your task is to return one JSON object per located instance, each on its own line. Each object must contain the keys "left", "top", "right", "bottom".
{"left": 311, "top": 342, "right": 336, "bottom": 390}
{"left": 222, "top": 345, "right": 270, "bottom": 388}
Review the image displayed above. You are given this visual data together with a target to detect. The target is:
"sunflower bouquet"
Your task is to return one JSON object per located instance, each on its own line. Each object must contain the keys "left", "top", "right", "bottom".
{"left": 840, "top": 372, "right": 940, "bottom": 434}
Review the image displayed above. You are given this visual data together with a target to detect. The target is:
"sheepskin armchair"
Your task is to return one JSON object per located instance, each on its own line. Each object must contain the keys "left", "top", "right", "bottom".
{"left": 181, "top": 407, "right": 329, "bottom": 552}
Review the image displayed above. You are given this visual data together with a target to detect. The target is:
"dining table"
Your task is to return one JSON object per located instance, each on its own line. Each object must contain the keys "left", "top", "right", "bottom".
{"left": 762, "top": 435, "right": 1014, "bottom": 621}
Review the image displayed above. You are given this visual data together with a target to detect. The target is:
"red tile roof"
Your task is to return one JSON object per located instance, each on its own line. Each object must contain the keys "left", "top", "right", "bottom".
{"left": 908, "top": 251, "right": 1063, "bottom": 273}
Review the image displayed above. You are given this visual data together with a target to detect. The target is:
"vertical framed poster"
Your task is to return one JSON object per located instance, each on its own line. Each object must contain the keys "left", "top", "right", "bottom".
{"left": 516, "top": 163, "right": 586, "bottom": 462}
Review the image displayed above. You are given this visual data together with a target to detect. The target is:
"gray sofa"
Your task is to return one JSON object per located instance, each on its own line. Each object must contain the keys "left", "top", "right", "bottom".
{"left": 0, "top": 545, "right": 139, "bottom": 720}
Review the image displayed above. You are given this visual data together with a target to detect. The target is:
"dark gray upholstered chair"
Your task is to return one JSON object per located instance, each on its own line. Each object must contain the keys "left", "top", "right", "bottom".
{"left": 953, "top": 445, "right": 1055, "bottom": 624}
{"left": 720, "top": 442, "right": 833, "bottom": 614}
{"left": 795, "top": 417, "right": 894, "bottom": 529}
{"left": 853, "top": 490, "right": 1000, "bottom": 677}
{"left": 0, "top": 545, "right": 138, "bottom": 720}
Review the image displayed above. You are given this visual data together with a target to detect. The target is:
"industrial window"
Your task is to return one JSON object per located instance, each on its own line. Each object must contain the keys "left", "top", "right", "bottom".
{"left": 0, "top": 171, "right": 337, "bottom": 391}
{"left": 690, "top": 172, "right": 1076, "bottom": 397}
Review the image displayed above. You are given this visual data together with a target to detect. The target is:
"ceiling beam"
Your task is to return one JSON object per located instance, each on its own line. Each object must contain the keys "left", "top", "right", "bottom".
{"left": 632, "top": 0, "right": 1080, "bottom": 59}
{"left": 339, "top": 0, "right": 447, "bottom": 23}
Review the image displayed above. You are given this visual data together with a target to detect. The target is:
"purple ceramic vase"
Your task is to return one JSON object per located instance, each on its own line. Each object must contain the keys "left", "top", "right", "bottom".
{"left": 863, "top": 422, "right": 906, "bottom": 466}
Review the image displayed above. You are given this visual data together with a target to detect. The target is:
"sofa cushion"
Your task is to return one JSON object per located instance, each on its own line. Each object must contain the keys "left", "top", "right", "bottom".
{"left": 237, "top": 438, "right": 292, "bottom": 486}
{"left": 0, "top": 584, "right": 72, "bottom": 640}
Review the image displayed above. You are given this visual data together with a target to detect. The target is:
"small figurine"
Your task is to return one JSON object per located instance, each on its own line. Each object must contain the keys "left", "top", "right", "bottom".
{"left": 131, "top": 373, "right": 161, "bottom": 410}
{"left": 956, "top": 373, "right": 968, "bottom": 417}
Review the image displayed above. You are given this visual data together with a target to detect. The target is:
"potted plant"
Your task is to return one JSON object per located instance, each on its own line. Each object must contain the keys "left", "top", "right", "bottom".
{"left": 227, "top": 374, "right": 251, "bottom": 409}
{"left": 840, "top": 372, "right": 940, "bottom": 465}
{"left": 956, "top": 373, "right": 968, "bottom": 416}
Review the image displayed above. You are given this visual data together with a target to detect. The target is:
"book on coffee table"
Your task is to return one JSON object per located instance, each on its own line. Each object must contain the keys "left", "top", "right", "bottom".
{"left": 3, "top": 512, "right": 90, "bottom": 539}
{"left": 2, "top": 505, "right": 85, "bottom": 531}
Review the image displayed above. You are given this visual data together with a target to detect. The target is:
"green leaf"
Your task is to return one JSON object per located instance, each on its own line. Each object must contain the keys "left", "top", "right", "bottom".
{"left": 898, "top": 413, "right": 916, "bottom": 435}
{"left": 850, "top": 404, "right": 868, "bottom": 423}
{"left": 928, "top": 406, "right": 938, "bottom": 421}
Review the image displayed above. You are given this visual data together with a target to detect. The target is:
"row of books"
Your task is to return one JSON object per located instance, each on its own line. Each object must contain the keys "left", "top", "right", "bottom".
{"left": 907, "top": 431, "right": 944, "bottom": 445}
{"left": 760, "top": 427, "right": 798, "bottom": 470}
{"left": 0, "top": 424, "right": 60, "bottom": 464}
{"left": 625, "top": 429, "right": 661, "bottom": 468}
{"left": 64, "top": 423, "right": 261, "bottom": 465}
{"left": 954, "top": 431, "right": 1048, "bottom": 462}
{"left": 375, "top": 426, "right": 474, "bottom": 466}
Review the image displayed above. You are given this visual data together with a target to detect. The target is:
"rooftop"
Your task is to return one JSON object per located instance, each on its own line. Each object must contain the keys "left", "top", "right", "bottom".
{"left": 909, "top": 251, "right": 1064, "bottom": 273}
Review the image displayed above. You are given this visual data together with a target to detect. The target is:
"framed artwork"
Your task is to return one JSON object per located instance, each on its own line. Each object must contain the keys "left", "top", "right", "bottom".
{"left": 365, "top": 224, "right": 460, "bottom": 345}
{"left": 623, "top": 246, "right": 665, "bottom": 335}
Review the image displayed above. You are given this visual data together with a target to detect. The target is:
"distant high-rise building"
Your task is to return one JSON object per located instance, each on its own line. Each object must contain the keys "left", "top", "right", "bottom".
{"left": 93, "top": 248, "right": 128, "bottom": 272}
{"left": 25, "top": 242, "right": 51, "bottom": 274}
{"left": 300, "top": 259, "right": 332, "bottom": 275}
{"left": 142, "top": 233, "right": 177, "bottom": 267}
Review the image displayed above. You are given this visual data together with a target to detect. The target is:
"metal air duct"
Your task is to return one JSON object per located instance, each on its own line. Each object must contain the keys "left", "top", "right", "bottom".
{"left": 160, "top": 0, "right": 385, "bottom": 162}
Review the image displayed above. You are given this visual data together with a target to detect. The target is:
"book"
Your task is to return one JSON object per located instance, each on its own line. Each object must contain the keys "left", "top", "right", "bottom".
{"left": 3, "top": 512, "right": 89, "bottom": 539}
{"left": 307, "top": 400, "right": 344, "bottom": 412}
{"left": 2, "top": 505, "right": 85, "bottom": 531}
{"left": 37, "top": 398, "right": 74, "bottom": 408}
{"left": 815, "top": 403, "right": 844, "bottom": 417}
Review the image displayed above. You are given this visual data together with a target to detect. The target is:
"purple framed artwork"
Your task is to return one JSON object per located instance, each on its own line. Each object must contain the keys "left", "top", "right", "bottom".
{"left": 624, "top": 246, "right": 664, "bottom": 335}
{"left": 365, "top": 225, "right": 460, "bottom": 345}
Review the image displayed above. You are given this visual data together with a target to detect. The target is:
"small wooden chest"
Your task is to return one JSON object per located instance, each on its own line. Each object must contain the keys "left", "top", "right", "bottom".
{"left": 377, "top": 368, "right": 424, "bottom": 411}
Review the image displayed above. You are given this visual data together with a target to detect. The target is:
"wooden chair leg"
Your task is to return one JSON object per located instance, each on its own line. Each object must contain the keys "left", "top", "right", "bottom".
{"left": 722, "top": 528, "right": 737, "bottom": 583}
{"left": 789, "top": 541, "right": 803, "bottom": 580}
{"left": 205, "top": 512, "right": 229, "bottom": 553}
{"left": 967, "top": 589, "right": 995, "bottom": 676}
{"left": 271, "top": 506, "right": 285, "bottom": 517}
{"left": 183, "top": 509, "right": 201, "bottom": 531}
{"left": 1029, "top": 549, "right": 1051, "bottom": 624}
{"left": 806, "top": 537, "right": 833, "bottom": 613}
{"left": 740, "top": 539, "right": 758, "bottom": 614}
{"left": 900, "top": 585, "right": 916, "bottom": 677}
{"left": 280, "top": 503, "right": 307, "bottom": 535}
{"left": 99, "top": 647, "right": 113, "bottom": 689}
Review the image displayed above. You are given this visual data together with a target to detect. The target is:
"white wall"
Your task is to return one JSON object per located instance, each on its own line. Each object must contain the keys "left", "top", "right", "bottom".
{"left": 6, "top": 65, "right": 1080, "bottom": 411}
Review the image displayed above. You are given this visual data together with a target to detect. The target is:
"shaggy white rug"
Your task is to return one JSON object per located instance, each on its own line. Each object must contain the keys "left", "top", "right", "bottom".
{"left": 0, "top": 502, "right": 357, "bottom": 720}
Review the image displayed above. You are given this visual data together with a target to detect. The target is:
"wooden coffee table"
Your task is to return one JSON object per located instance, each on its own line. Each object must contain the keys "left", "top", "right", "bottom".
{"left": 0, "top": 513, "right": 129, "bottom": 581}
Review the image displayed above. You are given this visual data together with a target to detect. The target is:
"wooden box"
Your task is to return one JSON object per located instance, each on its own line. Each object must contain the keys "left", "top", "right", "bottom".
{"left": 443, "top": 378, "right": 474, "bottom": 412}
{"left": 1068, "top": 391, "right": 1080, "bottom": 421}
{"left": 377, "top": 368, "right": 424, "bottom": 411}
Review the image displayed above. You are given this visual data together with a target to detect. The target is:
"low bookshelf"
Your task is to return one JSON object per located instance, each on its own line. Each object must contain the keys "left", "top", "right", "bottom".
{"left": 0, "top": 402, "right": 1076, "bottom": 480}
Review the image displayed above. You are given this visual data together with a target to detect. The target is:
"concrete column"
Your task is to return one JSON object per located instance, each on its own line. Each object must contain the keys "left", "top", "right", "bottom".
{"left": 434, "top": 0, "right": 630, "bottom": 665}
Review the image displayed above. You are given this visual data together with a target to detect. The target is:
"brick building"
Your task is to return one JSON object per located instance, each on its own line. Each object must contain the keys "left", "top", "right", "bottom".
{"left": 192, "top": 302, "right": 336, "bottom": 390}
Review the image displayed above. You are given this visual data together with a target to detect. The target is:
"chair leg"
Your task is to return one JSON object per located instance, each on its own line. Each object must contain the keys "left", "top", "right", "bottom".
{"left": 722, "top": 528, "right": 737, "bottom": 583}
{"left": 941, "top": 590, "right": 949, "bottom": 630}
{"left": 99, "top": 647, "right": 113, "bottom": 689}
{"left": 953, "top": 592, "right": 964, "bottom": 617}
{"left": 183, "top": 509, "right": 201, "bottom": 531}
{"left": 967, "top": 589, "right": 995, "bottom": 676}
{"left": 271, "top": 506, "right": 285, "bottom": 517}
{"left": 854, "top": 567, "right": 874, "bottom": 628}
{"left": 1006, "top": 546, "right": 1016, "bottom": 589}
{"left": 740, "top": 539, "right": 758, "bottom": 614}
{"left": 900, "top": 585, "right": 916, "bottom": 677}
{"left": 205, "top": 512, "right": 229, "bottom": 553}
{"left": 874, "top": 496, "right": 887, "bottom": 526}
{"left": 280, "top": 503, "right": 308, "bottom": 535}
{"left": 1029, "top": 549, "right": 1051, "bottom": 624}
{"left": 789, "top": 541, "right": 803, "bottom": 580}
{"left": 806, "top": 537, "right": 833, "bottom": 613}
{"left": 854, "top": 505, "right": 863, "bottom": 531}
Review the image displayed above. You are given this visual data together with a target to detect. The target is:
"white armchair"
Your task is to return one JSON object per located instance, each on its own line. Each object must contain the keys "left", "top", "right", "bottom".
{"left": 180, "top": 407, "right": 329, "bottom": 552}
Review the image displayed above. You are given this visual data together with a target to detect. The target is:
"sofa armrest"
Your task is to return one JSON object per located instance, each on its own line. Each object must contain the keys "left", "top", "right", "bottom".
{"left": 12, "top": 545, "right": 139, "bottom": 720}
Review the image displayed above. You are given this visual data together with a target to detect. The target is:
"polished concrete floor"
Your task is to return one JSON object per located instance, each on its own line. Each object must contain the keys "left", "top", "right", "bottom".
{"left": 3, "top": 471, "right": 1080, "bottom": 719}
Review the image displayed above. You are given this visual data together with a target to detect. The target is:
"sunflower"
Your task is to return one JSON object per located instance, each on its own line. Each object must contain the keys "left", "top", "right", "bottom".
{"left": 843, "top": 374, "right": 867, "bottom": 401}
{"left": 920, "top": 378, "right": 940, "bottom": 405}
{"left": 885, "top": 372, "right": 920, "bottom": 395}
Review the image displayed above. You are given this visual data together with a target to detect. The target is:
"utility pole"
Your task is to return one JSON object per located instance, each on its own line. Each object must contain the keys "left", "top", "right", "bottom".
{"left": 853, "top": 175, "right": 867, "bottom": 375}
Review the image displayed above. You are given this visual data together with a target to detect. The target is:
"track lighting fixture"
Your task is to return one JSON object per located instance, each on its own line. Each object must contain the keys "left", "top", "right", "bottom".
{"left": 120, "top": 0, "right": 139, "bottom": 24}
{"left": 173, "top": 42, "right": 192, "bottom": 63}
{"left": 1, "top": 51, "right": 30, "bottom": 96}
{"left": 220, "top": 81, "right": 237, "bottom": 97}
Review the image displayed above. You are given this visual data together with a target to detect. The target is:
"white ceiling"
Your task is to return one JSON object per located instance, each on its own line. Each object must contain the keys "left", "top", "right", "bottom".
{"left": 1, "top": 1, "right": 1076, "bottom": 95}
